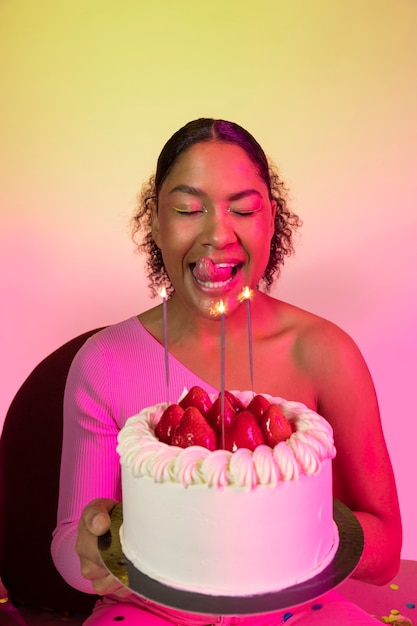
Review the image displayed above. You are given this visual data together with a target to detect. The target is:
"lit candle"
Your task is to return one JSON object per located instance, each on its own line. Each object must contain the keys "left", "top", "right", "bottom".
{"left": 218, "top": 300, "right": 226, "bottom": 422}
{"left": 238, "top": 286, "right": 254, "bottom": 394}
{"left": 210, "top": 299, "right": 227, "bottom": 446}
{"left": 158, "top": 286, "right": 169, "bottom": 404}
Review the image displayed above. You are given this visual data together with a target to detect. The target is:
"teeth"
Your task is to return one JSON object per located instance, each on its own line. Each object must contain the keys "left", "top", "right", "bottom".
{"left": 195, "top": 276, "right": 234, "bottom": 288}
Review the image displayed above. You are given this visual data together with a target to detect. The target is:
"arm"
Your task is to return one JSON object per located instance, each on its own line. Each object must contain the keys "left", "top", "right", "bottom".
{"left": 51, "top": 339, "right": 123, "bottom": 594}
{"left": 305, "top": 321, "right": 402, "bottom": 585}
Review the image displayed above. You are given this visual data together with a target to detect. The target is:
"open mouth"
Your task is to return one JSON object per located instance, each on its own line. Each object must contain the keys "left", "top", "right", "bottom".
{"left": 190, "top": 257, "right": 242, "bottom": 288}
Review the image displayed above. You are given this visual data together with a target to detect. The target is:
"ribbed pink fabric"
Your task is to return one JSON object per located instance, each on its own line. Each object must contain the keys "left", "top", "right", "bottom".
{"left": 51, "top": 316, "right": 218, "bottom": 593}
{"left": 83, "top": 591, "right": 380, "bottom": 625}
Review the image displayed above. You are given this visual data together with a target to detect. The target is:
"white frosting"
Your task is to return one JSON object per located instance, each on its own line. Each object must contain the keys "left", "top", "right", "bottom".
{"left": 117, "top": 391, "right": 338, "bottom": 596}
{"left": 118, "top": 392, "right": 336, "bottom": 488}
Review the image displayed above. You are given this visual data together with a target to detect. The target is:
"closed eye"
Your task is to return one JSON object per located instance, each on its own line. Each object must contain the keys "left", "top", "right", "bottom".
{"left": 228, "top": 207, "right": 261, "bottom": 216}
{"left": 172, "top": 205, "right": 206, "bottom": 215}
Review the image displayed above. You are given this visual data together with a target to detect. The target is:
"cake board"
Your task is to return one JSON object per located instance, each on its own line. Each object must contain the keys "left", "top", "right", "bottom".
{"left": 98, "top": 499, "right": 364, "bottom": 615}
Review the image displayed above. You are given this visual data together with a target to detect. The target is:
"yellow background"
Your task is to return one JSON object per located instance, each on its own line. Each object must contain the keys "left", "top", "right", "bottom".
{"left": 1, "top": 1, "right": 416, "bottom": 558}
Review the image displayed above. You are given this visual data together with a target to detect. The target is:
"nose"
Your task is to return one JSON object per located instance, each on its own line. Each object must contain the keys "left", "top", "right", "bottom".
{"left": 200, "top": 207, "right": 237, "bottom": 249}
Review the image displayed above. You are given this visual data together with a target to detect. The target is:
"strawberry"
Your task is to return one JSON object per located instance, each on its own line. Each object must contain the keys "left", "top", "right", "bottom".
{"left": 206, "top": 395, "right": 237, "bottom": 434}
{"left": 258, "top": 404, "right": 292, "bottom": 447}
{"left": 179, "top": 386, "right": 213, "bottom": 416}
{"left": 247, "top": 394, "right": 271, "bottom": 422}
{"left": 155, "top": 404, "right": 184, "bottom": 444}
{"left": 224, "top": 390, "right": 244, "bottom": 413}
{"left": 221, "top": 410, "right": 265, "bottom": 452}
{"left": 171, "top": 407, "right": 217, "bottom": 451}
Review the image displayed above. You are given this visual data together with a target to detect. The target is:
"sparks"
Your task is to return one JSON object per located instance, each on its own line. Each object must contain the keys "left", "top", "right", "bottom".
{"left": 210, "top": 299, "right": 227, "bottom": 317}
{"left": 238, "top": 286, "right": 254, "bottom": 303}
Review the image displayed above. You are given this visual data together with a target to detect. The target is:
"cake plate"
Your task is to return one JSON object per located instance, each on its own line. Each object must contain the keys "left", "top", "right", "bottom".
{"left": 98, "top": 499, "right": 363, "bottom": 615}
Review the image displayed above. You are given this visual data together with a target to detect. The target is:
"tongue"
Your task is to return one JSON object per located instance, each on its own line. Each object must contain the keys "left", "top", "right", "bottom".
{"left": 193, "top": 257, "right": 233, "bottom": 283}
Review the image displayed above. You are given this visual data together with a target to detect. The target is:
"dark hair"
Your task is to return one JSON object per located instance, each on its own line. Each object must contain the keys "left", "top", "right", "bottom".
{"left": 132, "top": 118, "right": 301, "bottom": 296}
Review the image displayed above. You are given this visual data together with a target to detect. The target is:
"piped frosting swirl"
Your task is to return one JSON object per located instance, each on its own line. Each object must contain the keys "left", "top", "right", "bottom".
{"left": 117, "top": 391, "right": 336, "bottom": 490}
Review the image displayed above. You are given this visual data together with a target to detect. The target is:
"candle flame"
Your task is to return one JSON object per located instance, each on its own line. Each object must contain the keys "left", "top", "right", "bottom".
{"left": 210, "top": 300, "right": 226, "bottom": 317}
{"left": 238, "top": 286, "right": 253, "bottom": 302}
{"left": 158, "top": 286, "right": 167, "bottom": 299}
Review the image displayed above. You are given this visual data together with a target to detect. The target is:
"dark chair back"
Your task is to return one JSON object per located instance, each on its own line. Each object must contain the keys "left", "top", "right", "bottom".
{"left": 0, "top": 329, "right": 104, "bottom": 612}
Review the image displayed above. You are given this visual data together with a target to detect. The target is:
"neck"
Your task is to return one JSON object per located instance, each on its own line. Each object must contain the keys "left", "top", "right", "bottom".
{"left": 166, "top": 289, "right": 272, "bottom": 346}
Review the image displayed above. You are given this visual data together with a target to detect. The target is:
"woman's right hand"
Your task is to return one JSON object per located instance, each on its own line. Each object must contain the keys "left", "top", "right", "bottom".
{"left": 76, "top": 498, "right": 131, "bottom": 597}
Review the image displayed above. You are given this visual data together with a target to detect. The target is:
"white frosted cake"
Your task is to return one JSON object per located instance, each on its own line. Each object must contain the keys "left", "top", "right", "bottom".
{"left": 117, "top": 389, "right": 338, "bottom": 596}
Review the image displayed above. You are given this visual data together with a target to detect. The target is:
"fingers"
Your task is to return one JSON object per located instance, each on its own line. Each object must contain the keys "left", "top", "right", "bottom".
{"left": 92, "top": 573, "right": 132, "bottom": 598}
{"left": 82, "top": 498, "right": 118, "bottom": 537}
{"left": 76, "top": 498, "right": 121, "bottom": 596}
{"left": 78, "top": 549, "right": 109, "bottom": 587}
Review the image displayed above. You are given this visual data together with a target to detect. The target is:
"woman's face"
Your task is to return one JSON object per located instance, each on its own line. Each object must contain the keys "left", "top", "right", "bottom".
{"left": 152, "top": 141, "right": 276, "bottom": 318}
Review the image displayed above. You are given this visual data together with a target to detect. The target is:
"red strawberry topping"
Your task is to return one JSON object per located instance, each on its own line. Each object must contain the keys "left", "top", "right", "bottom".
{"left": 155, "top": 387, "right": 294, "bottom": 453}
{"left": 171, "top": 407, "right": 217, "bottom": 451}
{"left": 258, "top": 404, "right": 292, "bottom": 446}
{"left": 247, "top": 394, "right": 271, "bottom": 422}
{"left": 206, "top": 395, "right": 237, "bottom": 434}
{"left": 224, "top": 390, "right": 245, "bottom": 412}
{"left": 155, "top": 404, "right": 184, "bottom": 444}
{"left": 222, "top": 410, "right": 265, "bottom": 452}
{"left": 179, "top": 386, "right": 212, "bottom": 415}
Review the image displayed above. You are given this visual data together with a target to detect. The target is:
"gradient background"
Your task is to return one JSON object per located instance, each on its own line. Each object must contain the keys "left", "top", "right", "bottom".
{"left": 1, "top": 1, "right": 416, "bottom": 560}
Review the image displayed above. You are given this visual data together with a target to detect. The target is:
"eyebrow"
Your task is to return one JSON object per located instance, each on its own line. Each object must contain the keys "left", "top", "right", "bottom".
{"left": 169, "top": 184, "right": 263, "bottom": 202}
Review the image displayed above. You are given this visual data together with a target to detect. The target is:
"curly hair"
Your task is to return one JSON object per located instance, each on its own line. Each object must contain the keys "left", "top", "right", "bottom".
{"left": 131, "top": 118, "right": 302, "bottom": 297}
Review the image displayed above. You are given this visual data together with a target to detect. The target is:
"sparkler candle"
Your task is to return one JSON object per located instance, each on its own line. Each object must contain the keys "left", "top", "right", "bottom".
{"left": 219, "top": 300, "right": 226, "bottom": 447}
{"left": 210, "top": 299, "right": 227, "bottom": 446}
{"left": 158, "top": 286, "right": 169, "bottom": 404}
{"left": 238, "top": 286, "right": 254, "bottom": 394}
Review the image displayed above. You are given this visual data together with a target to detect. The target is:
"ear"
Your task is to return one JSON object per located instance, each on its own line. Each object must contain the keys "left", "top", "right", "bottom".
{"left": 150, "top": 199, "right": 162, "bottom": 249}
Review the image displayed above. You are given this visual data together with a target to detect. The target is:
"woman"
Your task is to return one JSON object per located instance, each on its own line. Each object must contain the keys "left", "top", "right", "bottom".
{"left": 52, "top": 118, "right": 402, "bottom": 624}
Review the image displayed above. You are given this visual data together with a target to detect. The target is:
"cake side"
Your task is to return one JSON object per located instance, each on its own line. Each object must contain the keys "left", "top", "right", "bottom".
{"left": 120, "top": 460, "right": 339, "bottom": 595}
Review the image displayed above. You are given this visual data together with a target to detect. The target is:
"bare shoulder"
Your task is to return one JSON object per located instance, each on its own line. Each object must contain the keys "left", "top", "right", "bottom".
{"left": 269, "top": 298, "right": 379, "bottom": 425}
{"left": 271, "top": 298, "right": 364, "bottom": 370}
